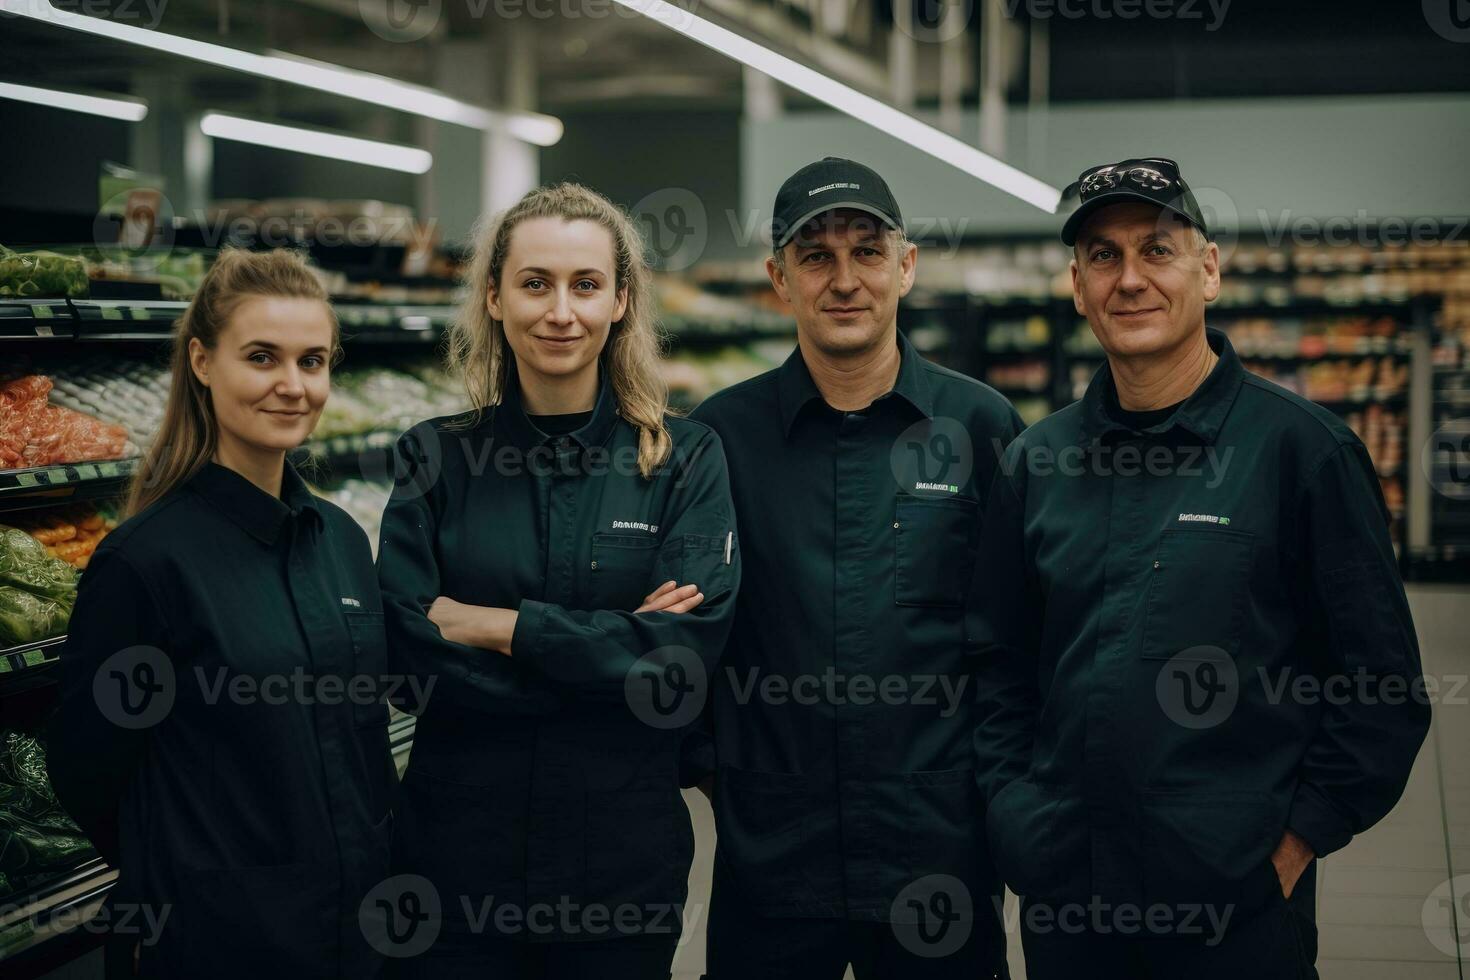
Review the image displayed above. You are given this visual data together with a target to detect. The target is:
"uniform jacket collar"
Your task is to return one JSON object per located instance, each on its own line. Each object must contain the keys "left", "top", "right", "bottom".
{"left": 1077, "top": 326, "right": 1243, "bottom": 446}
{"left": 777, "top": 330, "right": 936, "bottom": 438}
{"left": 187, "top": 458, "right": 322, "bottom": 546}
{"left": 495, "top": 360, "right": 621, "bottom": 451}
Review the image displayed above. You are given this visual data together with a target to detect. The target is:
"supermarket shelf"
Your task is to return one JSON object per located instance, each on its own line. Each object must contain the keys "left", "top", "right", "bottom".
{"left": 1209, "top": 298, "right": 1418, "bottom": 316}
{"left": 0, "top": 637, "right": 64, "bottom": 697}
{"left": 983, "top": 347, "right": 1052, "bottom": 358}
{"left": 989, "top": 384, "right": 1052, "bottom": 397}
{"left": 292, "top": 431, "right": 397, "bottom": 469}
{"left": 0, "top": 459, "right": 136, "bottom": 506}
{"left": 1235, "top": 350, "right": 1413, "bottom": 362}
{"left": 0, "top": 300, "right": 74, "bottom": 340}
{"left": 0, "top": 300, "right": 456, "bottom": 344}
{"left": 1312, "top": 395, "right": 1410, "bottom": 411}
{"left": 663, "top": 327, "right": 796, "bottom": 348}
{"left": 0, "top": 857, "right": 114, "bottom": 968}
{"left": 334, "top": 303, "right": 455, "bottom": 342}
{"left": 70, "top": 299, "right": 188, "bottom": 340}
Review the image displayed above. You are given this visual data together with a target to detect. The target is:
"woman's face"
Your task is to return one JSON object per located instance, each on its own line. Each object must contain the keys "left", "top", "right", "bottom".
{"left": 488, "top": 216, "right": 629, "bottom": 387}
{"left": 190, "top": 295, "right": 335, "bottom": 456}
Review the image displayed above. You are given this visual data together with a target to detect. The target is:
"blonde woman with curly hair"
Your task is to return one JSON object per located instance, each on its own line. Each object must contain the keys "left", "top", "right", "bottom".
{"left": 377, "top": 182, "right": 740, "bottom": 978}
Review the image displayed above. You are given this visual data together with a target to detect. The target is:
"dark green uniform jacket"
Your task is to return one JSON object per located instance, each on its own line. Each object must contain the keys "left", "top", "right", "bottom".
{"left": 971, "top": 327, "right": 1428, "bottom": 916}
{"left": 689, "top": 332, "right": 1023, "bottom": 934}
{"left": 49, "top": 461, "right": 394, "bottom": 978}
{"left": 377, "top": 367, "right": 739, "bottom": 943}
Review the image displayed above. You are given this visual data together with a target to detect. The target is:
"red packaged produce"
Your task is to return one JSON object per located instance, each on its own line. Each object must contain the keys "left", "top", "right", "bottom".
{"left": 1, "top": 375, "right": 130, "bottom": 470}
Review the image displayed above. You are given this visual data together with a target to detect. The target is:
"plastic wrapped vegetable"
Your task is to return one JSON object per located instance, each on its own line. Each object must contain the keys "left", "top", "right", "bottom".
{"left": 0, "top": 244, "right": 89, "bottom": 299}
{"left": 0, "top": 733, "right": 95, "bottom": 893}
{"left": 0, "top": 586, "right": 71, "bottom": 646}
{"left": 0, "top": 526, "right": 79, "bottom": 601}
{"left": 0, "top": 374, "right": 130, "bottom": 470}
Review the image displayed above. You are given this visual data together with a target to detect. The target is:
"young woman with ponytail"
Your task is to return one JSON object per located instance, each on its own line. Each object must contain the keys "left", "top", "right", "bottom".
{"left": 48, "top": 247, "right": 394, "bottom": 979}
{"left": 377, "top": 182, "right": 740, "bottom": 978}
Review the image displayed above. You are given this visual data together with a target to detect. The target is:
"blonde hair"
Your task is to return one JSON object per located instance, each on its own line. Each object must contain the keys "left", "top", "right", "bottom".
{"left": 446, "top": 182, "right": 671, "bottom": 478}
{"left": 127, "top": 247, "right": 339, "bottom": 516}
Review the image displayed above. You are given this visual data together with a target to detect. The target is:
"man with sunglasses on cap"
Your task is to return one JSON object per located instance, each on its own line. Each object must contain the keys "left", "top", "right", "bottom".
{"left": 969, "top": 157, "right": 1429, "bottom": 977}
{"left": 687, "top": 157, "right": 1021, "bottom": 978}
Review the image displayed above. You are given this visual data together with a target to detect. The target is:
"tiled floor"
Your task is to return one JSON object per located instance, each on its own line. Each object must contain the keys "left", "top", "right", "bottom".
{"left": 672, "top": 585, "right": 1470, "bottom": 979}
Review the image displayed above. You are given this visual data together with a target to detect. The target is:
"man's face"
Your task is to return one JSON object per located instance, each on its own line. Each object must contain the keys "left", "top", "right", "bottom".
{"left": 1070, "top": 201, "right": 1220, "bottom": 359}
{"left": 766, "top": 208, "right": 917, "bottom": 358}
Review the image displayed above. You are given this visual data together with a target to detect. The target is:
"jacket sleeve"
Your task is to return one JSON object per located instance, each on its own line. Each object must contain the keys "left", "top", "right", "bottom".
{"left": 46, "top": 547, "right": 168, "bottom": 867}
{"left": 1286, "top": 441, "right": 1430, "bottom": 857}
{"left": 968, "top": 435, "right": 1044, "bottom": 808}
{"left": 377, "top": 423, "right": 562, "bottom": 717}
{"left": 511, "top": 429, "right": 740, "bottom": 711}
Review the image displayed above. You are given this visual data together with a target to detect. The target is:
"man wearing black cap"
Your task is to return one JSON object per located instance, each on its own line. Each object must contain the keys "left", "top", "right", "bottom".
{"left": 969, "top": 157, "right": 1429, "bottom": 977}
{"left": 687, "top": 157, "right": 1021, "bottom": 977}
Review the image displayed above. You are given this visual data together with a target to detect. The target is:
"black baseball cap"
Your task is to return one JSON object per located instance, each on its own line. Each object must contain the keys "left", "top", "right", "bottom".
{"left": 771, "top": 157, "right": 905, "bottom": 249}
{"left": 1060, "top": 157, "right": 1208, "bottom": 247}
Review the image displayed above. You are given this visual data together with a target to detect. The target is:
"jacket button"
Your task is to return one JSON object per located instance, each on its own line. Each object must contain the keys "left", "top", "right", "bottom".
{"left": 893, "top": 521, "right": 900, "bottom": 529}
{"left": 1153, "top": 560, "right": 1161, "bottom": 570}
{"left": 590, "top": 560, "right": 598, "bottom": 570}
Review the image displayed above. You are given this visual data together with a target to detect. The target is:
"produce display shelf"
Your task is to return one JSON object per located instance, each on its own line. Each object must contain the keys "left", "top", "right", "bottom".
{"left": 333, "top": 304, "right": 456, "bottom": 344}
{"left": 0, "top": 301, "right": 75, "bottom": 340}
{"left": 0, "top": 459, "right": 137, "bottom": 502}
{"left": 1233, "top": 350, "right": 1414, "bottom": 362}
{"left": 293, "top": 431, "right": 398, "bottom": 467}
{"left": 0, "top": 300, "right": 456, "bottom": 343}
{"left": 1209, "top": 299, "right": 1416, "bottom": 315}
{"left": 0, "top": 857, "right": 115, "bottom": 967}
{"left": 663, "top": 327, "right": 797, "bottom": 348}
{"left": 0, "top": 636, "right": 64, "bottom": 675}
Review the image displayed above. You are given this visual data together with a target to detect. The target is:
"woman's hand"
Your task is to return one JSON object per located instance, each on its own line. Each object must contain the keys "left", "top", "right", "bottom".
{"left": 637, "top": 580, "right": 705, "bottom": 614}
{"left": 427, "top": 596, "right": 516, "bottom": 654}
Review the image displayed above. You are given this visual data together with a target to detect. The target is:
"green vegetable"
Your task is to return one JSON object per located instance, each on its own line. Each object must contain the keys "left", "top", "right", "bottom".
{"left": 0, "top": 733, "right": 95, "bottom": 893}
{"left": 0, "top": 244, "right": 89, "bottom": 299}
{"left": 0, "top": 586, "right": 71, "bottom": 647}
{"left": 0, "top": 527, "right": 78, "bottom": 602}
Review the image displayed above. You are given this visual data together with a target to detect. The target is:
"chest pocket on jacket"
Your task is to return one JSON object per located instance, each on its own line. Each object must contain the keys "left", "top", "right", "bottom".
{"left": 345, "top": 610, "right": 389, "bottom": 728}
{"left": 589, "top": 532, "right": 660, "bottom": 610}
{"left": 1140, "top": 528, "right": 1255, "bottom": 660}
{"left": 892, "top": 494, "right": 980, "bottom": 607}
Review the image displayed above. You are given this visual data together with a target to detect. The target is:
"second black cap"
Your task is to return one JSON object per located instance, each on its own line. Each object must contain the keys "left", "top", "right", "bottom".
{"left": 771, "top": 157, "right": 904, "bottom": 249}
{"left": 1060, "top": 157, "right": 1208, "bottom": 247}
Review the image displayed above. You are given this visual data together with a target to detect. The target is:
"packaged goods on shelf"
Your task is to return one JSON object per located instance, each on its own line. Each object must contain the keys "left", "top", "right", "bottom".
{"left": 0, "top": 733, "right": 95, "bottom": 898}
{"left": 9, "top": 505, "right": 116, "bottom": 570}
{"left": 661, "top": 343, "right": 791, "bottom": 407}
{"left": 84, "top": 248, "right": 212, "bottom": 301}
{"left": 986, "top": 316, "right": 1051, "bottom": 352}
{"left": 0, "top": 375, "right": 133, "bottom": 471}
{"left": 0, "top": 245, "right": 89, "bottom": 300}
{"left": 45, "top": 359, "right": 170, "bottom": 453}
{"left": 0, "top": 527, "right": 76, "bottom": 647}
{"left": 314, "top": 364, "right": 468, "bottom": 440}
{"left": 984, "top": 360, "right": 1051, "bottom": 394}
{"left": 656, "top": 277, "right": 793, "bottom": 337}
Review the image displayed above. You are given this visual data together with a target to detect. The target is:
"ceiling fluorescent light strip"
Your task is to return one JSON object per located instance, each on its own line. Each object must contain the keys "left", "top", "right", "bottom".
{"left": 200, "top": 112, "right": 433, "bottom": 174}
{"left": 0, "top": 79, "right": 148, "bottom": 120}
{"left": 608, "top": 0, "right": 1062, "bottom": 213}
{"left": 0, "top": 0, "right": 562, "bottom": 145}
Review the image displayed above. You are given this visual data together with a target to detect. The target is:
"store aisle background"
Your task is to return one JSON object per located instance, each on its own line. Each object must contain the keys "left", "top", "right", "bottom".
{"left": 670, "top": 585, "right": 1470, "bottom": 979}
